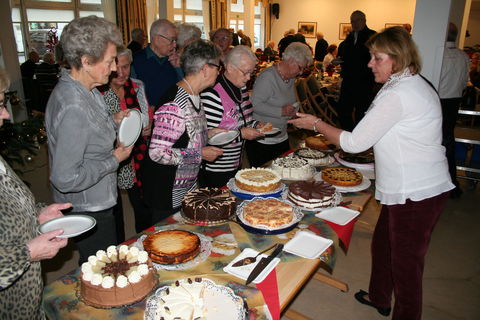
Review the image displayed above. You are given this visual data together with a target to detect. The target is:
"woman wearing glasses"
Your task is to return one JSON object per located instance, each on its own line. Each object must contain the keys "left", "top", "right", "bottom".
{"left": 246, "top": 42, "right": 313, "bottom": 167}
{"left": 141, "top": 40, "right": 225, "bottom": 224}
{"left": 200, "top": 46, "right": 265, "bottom": 187}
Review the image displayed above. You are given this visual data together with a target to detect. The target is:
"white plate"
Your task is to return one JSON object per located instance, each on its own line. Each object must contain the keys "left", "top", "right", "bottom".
{"left": 264, "top": 127, "right": 281, "bottom": 136}
{"left": 118, "top": 109, "right": 142, "bottom": 147}
{"left": 314, "top": 172, "right": 372, "bottom": 193}
{"left": 145, "top": 278, "right": 246, "bottom": 320}
{"left": 208, "top": 130, "right": 240, "bottom": 146}
{"left": 315, "top": 206, "right": 360, "bottom": 225}
{"left": 283, "top": 231, "right": 333, "bottom": 259}
{"left": 334, "top": 152, "right": 374, "bottom": 169}
{"left": 38, "top": 215, "right": 96, "bottom": 238}
{"left": 224, "top": 248, "right": 281, "bottom": 284}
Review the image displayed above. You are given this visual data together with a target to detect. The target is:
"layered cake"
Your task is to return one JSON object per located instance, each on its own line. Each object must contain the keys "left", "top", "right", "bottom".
{"left": 156, "top": 278, "right": 206, "bottom": 320}
{"left": 182, "top": 188, "right": 236, "bottom": 222}
{"left": 235, "top": 168, "right": 281, "bottom": 193}
{"left": 271, "top": 156, "right": 314, "bottom": 180}
{"left": 80, "top": 245, "right": 157, "bottom": 308}
{"left": 338, "top": 149, "right": 374, "bottom": 164}
{"left": 243, "top": 199, "right": 294, "bottom": 227}
{"left": 305, "top": 135, "right": 335, "bottom": 151}
{"left": 143, "top": 230, "right": 200, "bottom": 265}
{"left": 287, "top": 181, "right": 337, "bottom": 209}
{"left": 321, "top": 167, "right": 363, "bottom": 187}
{"left": 294, "top": 147, "right": 332, "bottom": 166}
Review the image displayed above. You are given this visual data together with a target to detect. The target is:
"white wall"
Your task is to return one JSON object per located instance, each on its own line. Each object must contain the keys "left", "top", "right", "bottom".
{"left": 270, "top": 0, "right": 416, "bottom": 48}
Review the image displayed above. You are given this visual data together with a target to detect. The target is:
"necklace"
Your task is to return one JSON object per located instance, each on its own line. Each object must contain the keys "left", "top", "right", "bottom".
{"left": 275, "top": 63, "right": 290, "bottom": 83}
{"left": 183, "top": 78, "right": 198, "bottom": 96}
{"left": 222, "top": 74, "right": 242, "bottom": 104}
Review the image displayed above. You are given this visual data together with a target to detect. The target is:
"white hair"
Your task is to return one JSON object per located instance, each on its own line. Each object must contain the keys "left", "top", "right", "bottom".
{"left": 283, "top": 42, "right": 313, "bottom": 66}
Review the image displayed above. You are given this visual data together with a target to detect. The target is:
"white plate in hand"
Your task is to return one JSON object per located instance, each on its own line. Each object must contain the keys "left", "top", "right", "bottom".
{"left": 118, "top": 109, "right": 142, "bottom": 147}
{"left": 224, "top": 248, "right": 281, "bottom": 284}
{"left": 208, "top": 130, "right": 239, "bottom": 146}
{"left": 315, "top": 206, "right": 360, "bottom": 225}
{"left": 283, "top": 231, "right": 333, "bottom": 259}
{"left": 38, "top": 215, "right": 96, "bottom": 238}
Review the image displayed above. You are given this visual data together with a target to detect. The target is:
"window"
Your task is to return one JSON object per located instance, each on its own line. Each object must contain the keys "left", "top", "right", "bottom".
{"left": 173, "top": 0, "right": 208, "bottom": 39}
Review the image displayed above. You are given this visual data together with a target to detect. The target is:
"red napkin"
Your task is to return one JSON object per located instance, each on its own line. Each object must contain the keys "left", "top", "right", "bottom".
{"left": 256, "top": 269, "right": 280, "bottom": 320}
{"left": 324, "top": 218, "right": 356, "bottom": 249}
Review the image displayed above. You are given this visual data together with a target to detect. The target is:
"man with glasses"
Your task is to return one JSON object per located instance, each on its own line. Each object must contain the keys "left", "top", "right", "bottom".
{"left": 131, "top": 19, "right": 182, "bottom": 110}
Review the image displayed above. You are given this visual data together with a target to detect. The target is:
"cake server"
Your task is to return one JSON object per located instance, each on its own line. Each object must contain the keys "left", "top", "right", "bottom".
{"left": 231, "top": 243, "right": 278, "bottom": 267}
{"left": 246, "top": 243, "right": 284, "bottom": 285}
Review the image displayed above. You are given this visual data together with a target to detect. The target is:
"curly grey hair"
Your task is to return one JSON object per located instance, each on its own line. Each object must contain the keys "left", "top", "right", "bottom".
{"left": 61, "top": 15, "right": 122, "bottom": 69}
{"left": 283, "top": 42, "right": 313, "bottom": 66}
{"left": 177, "top": 23, "right": 202, "bottom": 48}
{"left": 181, "top": 40, "right": 221, "bottom": 76}
{"left": 0, "top": 68, "right": 10, "bottom": 93}
{"left": 117, "top": 46, "right": 133, "bottom": 63}
{"left": 224, "top": 45, "right": 257, "bottom": 67}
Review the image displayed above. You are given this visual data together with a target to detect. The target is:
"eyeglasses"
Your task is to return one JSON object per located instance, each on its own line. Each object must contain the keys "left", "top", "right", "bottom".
{"left": 214, "top": 36, "right": 231, "bottom": 41}
{"left": 234, "top": 65, "right": 254, "bottom": 77}
{"left": 156, "top": 34, "right": 177, "bottom": 44}
{"left": 207, "top": 62, "right": 221, "bottom": 70}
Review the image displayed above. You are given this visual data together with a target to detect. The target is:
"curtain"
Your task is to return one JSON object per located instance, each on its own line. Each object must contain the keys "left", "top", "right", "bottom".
{"left": 116, "top": 0, "right": 148, "bottom": 45}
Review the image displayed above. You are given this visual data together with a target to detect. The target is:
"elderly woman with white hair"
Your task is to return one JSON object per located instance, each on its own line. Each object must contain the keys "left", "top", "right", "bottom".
{"left": 177, "top": 23, "right": 202, "bottom": 50}
{"left": 45, "top": 16, "right": 133, "bottom": 264}
{"left": 141, "top": 39, "right": 224, "bottom": 224}
{"left": 246, "top": 42, "right": 312, "bottom": 167}
{"left": 98, "top": 46, "right": 152, "bottom": 235}
{"left": 200, "top": 45, "right": 265, "bottom": 187}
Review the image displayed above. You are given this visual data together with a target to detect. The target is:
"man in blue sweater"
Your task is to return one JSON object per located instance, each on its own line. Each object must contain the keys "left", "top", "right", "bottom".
{"left": 131, "top": 19, "right": 182, "bottom": 110}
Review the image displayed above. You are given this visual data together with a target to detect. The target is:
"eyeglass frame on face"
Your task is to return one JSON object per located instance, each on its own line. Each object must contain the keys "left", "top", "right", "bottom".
{"left": 233, "top": 64, "right": 254, "bottom": 77}
{"left": 214, "top": 35, "right": 231, "bottom": 42}
{"left": 156, "top": 34, "right": 177, "bottom": 45}
{"left": 206, "top": 62, "right": 221, "bottom": 70}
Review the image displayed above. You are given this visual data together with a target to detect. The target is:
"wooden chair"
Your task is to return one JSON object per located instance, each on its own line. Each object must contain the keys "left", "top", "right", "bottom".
{"left": 294, "top": 78, "right": 316, "bottom": 116}
{"left": 304, "top": 75, "right": 340, "bottom": 126}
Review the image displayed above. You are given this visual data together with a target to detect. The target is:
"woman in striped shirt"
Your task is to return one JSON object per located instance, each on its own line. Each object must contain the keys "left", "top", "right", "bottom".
{"left": 200, "top": 46, "right": 266, "bottom": 187}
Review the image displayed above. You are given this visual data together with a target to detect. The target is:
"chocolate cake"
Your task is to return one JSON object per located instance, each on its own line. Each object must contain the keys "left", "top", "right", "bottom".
{"left": 287, "top": 181, "right": 337, "bottom": 209}
{"left": 182, "top": 188, "right": 237, "bottom": 222}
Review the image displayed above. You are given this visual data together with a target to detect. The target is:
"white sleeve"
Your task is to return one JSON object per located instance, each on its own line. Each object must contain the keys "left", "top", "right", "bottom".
{"left": 340, "top": 90, "right": 404, "bottom": 153}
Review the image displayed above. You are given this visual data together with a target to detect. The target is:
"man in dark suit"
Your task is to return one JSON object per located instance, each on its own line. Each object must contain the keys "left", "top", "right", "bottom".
{"left": 20, "top": 51, "right": 40, "bottom": 79}
{"left": 127, "top": 28, "right": 146, "bottom": 54}
{"left": 337, "top": 10, "right": 376, "bottom": 130}
{"left": 314, "top": 32, "right": 328, "bottom": 62}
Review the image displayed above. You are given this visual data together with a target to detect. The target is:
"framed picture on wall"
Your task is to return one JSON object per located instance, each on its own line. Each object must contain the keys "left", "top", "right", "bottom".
{"left": 339, "top": 23, "right": 352, "bottom": 40}
{"left": 385, "top": 23, "right": 404, "bottom": 28}
{"left": 298, "top": 22, "right": 317, "bottom": 38}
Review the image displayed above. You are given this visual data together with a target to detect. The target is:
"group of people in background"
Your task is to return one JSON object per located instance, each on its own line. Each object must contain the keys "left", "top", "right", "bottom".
{"left": 1, "top": 7, "right": 477, "bottom": 320}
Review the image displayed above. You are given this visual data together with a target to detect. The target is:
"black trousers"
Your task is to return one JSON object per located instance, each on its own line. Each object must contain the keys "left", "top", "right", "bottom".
{"left": 440, "top": 97, "right": 462, "bottom": 188}
{"left": 198, "top": 168, "right": 238, "bottom": 188}
{"left": 245, "top": 139, "right": 290, "bottom": 167}
{"left": 68, "top": 208, "right": 117, "bottom": 265}
{"left": 337, "top": 79, "right": 375, "bottom": 131}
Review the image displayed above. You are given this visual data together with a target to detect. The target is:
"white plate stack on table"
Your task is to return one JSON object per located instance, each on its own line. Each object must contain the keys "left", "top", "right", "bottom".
{"left": 315, "top": 206, "right": 361, "bottom": 225}
{"left": 118, "top": 109, "right": 142, "bottom": 147}
{"left": 283, "top": 231, "right": 333, "bottom": 259}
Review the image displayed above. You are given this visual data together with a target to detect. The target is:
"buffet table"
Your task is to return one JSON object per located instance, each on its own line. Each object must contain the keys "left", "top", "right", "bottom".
{"left": 42, "top": 187, "right": 371, "bottom": 320}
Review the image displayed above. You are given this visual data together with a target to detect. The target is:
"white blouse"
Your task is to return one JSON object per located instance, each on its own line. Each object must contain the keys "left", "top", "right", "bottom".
{"left": 339, "top": 69, "right": 454, "bottom": 205}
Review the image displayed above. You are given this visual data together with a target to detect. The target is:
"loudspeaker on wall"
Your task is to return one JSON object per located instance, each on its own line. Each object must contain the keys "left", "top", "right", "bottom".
{"left": 272, "top": 3, "right": 280, "bottom": 19}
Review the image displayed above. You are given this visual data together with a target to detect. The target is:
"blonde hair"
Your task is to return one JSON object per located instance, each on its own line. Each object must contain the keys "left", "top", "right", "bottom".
{"left": 366, "top": 26, "right": 421, "bottom": 74}
{"left": 0, "top": 68, "right": 10, "bottom": 93}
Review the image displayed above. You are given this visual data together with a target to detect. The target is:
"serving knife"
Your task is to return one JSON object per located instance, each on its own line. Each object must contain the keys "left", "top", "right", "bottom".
{"left": 245, "top": 243, "right": 284, "bottom": 285}
{"left": 231, "top": 243, "right": 278, "bottom": 267}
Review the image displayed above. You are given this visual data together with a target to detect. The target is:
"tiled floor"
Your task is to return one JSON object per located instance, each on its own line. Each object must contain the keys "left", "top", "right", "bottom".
{"left": 21, "top": 143, "right": 480, "bottom": 319}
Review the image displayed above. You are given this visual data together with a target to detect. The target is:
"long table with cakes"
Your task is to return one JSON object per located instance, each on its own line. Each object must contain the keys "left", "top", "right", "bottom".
{"left": 42, "top": 134, "right": 375, "bottom": 320}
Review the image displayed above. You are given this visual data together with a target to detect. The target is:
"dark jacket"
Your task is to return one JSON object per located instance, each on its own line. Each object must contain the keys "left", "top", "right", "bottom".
{"left": 340, "top": 26, "right": 376, "bottom": 84}
{"left": 315, "top": 38, "right": 328, "bottom": 61}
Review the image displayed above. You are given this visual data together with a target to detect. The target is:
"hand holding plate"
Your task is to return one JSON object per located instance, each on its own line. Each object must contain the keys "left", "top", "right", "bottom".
{"left": 113, "top": 109, "right": 130, "bottom": 125}
{"left": 27, "top": 229, "right": 68, "bottom": 261}
{"left": 241, "top": 127, "right": 264, "bottom": 140}
{"left": 113, "top": 142, "right": 133, "bottom": 163}
{"left": 37, "top": 202, "right": 72, "bottom": 225}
